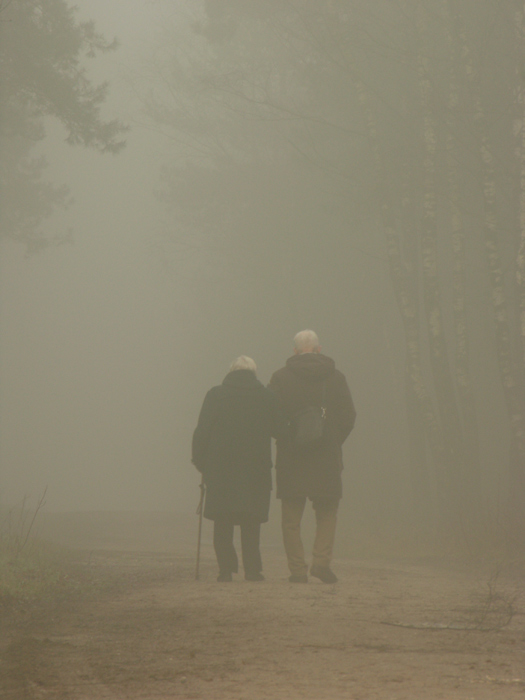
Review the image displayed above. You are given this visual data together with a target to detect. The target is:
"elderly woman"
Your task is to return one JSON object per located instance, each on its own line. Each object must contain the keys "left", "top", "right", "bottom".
{"left": 192, "top": 356, "right": 286, "bottom": 581}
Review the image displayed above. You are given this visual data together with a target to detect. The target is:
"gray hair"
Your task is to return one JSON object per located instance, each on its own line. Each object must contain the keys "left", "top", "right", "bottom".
{"left": 294, "top": 329, "right": 320, "bottom": 353}
{"left": 229, "top": 355, "right": 257, "bottom": 373}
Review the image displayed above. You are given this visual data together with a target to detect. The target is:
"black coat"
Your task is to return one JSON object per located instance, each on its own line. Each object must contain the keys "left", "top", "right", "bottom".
{"left": 192, "top": 370, "right": 287, "bottom": 523}
{"left": 269, "top": 353, "right": 356, "bottom": 502}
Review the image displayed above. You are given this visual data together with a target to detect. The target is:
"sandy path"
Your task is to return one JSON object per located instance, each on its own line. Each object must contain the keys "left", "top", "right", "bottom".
{"left": 2, "top": 514, "right": 524, "bottom": 699}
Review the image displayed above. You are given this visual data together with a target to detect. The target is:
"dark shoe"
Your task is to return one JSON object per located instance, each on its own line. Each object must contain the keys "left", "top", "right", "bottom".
{"left": 288, "top": 574, "right": 308, "bottom": 583}
{"left": 217, "top": 572, "right": 233, "bottom": 582}
{"left": 310, "top": 566, "right": 338, "bottom": 583}
{"left": 245, "top": 572, "right": 265, "bottom": 581}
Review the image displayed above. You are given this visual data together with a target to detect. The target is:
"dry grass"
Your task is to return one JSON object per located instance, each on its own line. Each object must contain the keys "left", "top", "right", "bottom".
{"left": 0, "top": 492, "right": 84, "bottom": 607}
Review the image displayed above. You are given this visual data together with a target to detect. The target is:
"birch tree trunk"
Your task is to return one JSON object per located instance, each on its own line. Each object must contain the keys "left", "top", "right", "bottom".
{"left": 354, "top": 76, "right": 440, "bottom": 522}
{"left": 444, "top": 0, "right": 481, "bottom": 506}
{"left": 510, "top": 2, "right": 525, "bottom": 514}
{"left": 514, "top": 4, "right": 525, "bottom": 378}
{"left": 466, "top": 25, "right": 525, "bottom": 514}
{"left": 415, "top": 6, "right": 466, "bottom": 516}
{"left": 400, "top": 175, "right": 435, "bottom": 526}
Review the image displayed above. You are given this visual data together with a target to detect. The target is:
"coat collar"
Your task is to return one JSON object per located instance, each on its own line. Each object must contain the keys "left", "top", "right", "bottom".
{"left": 222, "top": 369, "right": 261, "bottom": 389}
{"left": 286, "top": 352, "right": 335, "bottom": 381}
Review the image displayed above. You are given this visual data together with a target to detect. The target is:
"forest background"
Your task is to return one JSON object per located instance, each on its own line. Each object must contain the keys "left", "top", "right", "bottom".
{"left": 1, "top": 0, "right": 524, "bottom": 557}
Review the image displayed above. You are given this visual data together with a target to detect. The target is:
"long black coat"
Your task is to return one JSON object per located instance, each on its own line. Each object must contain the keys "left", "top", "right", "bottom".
{"left": 269, "top": 353, "right": 356, "bottom": 502}
{"left": 192, "top": 370, "right": 286, "bottom": 523}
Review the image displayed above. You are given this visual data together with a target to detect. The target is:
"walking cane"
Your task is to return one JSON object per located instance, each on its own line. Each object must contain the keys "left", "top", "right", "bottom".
{"left": 195, "top": 476, "right": 206, "bottom": 580}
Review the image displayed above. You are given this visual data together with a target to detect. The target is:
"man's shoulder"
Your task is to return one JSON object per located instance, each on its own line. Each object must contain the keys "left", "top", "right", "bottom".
{"left": 205, "top": 384, "right": 224, "bottom": 400}
{"left": 268, "top": 365, "right": 290, "bottom": 386}
{"left": 332, "top": 367, "right": 348, "bottom": 381}
{"left": 270, "top": 365, "right": 288, "bottom": 379}
{"left": 329, "top": 367, "right": 350, "bottom": 389}
{"left": 254, "top": 381, "right": 275, "bottom": 397}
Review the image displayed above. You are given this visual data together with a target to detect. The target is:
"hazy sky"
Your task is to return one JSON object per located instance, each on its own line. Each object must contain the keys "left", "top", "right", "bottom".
{"left": 0, "top": 1, "right": 197, "bottom": 511}
{"left": 4, "top": 0, "right": 507, "bottom": 524}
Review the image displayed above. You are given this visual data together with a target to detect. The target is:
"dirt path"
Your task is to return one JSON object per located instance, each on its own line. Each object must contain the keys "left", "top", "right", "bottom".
{"left": 2, "top": 514, "right": 525, "bottom": 699}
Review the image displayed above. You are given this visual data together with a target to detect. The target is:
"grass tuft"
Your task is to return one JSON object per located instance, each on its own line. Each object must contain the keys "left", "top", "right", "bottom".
{"left": 0, "top": 492, "right": 88, "bottom": 609}
{"left": 0, "top": 535, "right": 67, "bottom": 604}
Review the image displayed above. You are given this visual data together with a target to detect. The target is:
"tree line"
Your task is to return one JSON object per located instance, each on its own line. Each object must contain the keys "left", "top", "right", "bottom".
{"left": 3, "top": 0, "right": 524, "bottom": 548}
{"left": 139, "top": 0, "right": 525, "bottom": 544}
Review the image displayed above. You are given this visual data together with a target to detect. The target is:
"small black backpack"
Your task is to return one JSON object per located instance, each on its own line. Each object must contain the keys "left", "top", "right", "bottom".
{"left": 290, "top": 382, "right": 327, "bottom": 447}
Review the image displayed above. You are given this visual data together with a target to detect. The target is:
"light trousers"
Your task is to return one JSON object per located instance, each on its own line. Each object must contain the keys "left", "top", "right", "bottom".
{"left": 281, "top": 497, "right": 338, "bottom": 576}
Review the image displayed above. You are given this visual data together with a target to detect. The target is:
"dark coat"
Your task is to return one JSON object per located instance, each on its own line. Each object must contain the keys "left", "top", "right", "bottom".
{"left": 269, "top": 353, "right": 356, "bottom": 502}
{"left": 192, "top": 369, "right": 287, "bottom": 523}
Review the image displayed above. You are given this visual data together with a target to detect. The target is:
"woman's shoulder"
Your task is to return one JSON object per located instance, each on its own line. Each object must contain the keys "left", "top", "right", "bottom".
{"left": 204, "top": 384, "right": 225, "bottom": 401}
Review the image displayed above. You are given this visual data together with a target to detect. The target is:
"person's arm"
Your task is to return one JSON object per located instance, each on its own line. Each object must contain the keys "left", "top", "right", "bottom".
{"left": 191, "top": 389, "right": 218, "bottom": 472}
{"left": 333, "top": 374, "right": 356, "bottom": 445}
{"left": 268, "top": 373, "right": 290, "bottom": 440}
{"left": 267, "top": 371, "right": 279, "bottom": 396}
{"left": 269, "top": 389, "right": 289, "bottom": 442}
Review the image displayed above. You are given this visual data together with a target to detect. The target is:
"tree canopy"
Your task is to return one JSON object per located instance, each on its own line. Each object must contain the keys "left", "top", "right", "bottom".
{"left": 0, "top": 0, "right": 127, "bottom": 251}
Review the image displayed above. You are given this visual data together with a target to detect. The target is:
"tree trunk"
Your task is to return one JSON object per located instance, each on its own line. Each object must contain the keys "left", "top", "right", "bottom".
{"left": 416, "top": 6, "right": 466, "bottom": 518}
{"left": 466, "top": 31, "right": 525, "bottom": 515}
{"left": 355, "top": 76, "right": 440, "bottom": 522}
{"left": 513, "top": 4, "right": 525, "bottom": 379}
{"left": 444, "top": 0, "right": 481, "bottom": 508}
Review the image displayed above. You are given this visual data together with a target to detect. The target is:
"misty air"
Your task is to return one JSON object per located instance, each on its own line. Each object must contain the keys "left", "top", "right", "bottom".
{"left": 1, "top": 2, "right": 524, "bottom": 698}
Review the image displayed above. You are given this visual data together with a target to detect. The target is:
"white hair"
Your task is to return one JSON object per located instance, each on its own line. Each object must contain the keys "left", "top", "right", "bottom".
{"left": 294, "top": 329, "right": 320, "bottom": 353}
{"left": 229, "top": 355, "right": 257, "bottom": 373}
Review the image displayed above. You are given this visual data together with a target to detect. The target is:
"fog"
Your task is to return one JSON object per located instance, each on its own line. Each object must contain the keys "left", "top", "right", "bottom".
{"left": 1, "top": 0, "right": 523, "bottom": 554}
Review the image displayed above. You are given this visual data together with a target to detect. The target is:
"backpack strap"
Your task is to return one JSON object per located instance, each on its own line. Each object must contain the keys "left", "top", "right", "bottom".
{"left": 320, "top": 381, "right": 327, "bottom": 417}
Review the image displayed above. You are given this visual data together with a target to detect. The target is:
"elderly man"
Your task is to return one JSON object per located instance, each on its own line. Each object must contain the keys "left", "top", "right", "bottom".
{"left": 192, "top": 356, "right": 286, "bottom": 582}
{"left": 269, "top": 331, "right": 356, "bottom": 583}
